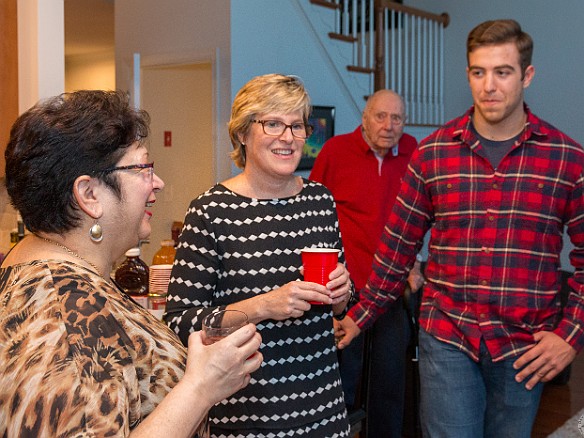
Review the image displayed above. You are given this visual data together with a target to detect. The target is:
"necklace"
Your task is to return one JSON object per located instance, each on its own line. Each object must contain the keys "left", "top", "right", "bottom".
{"left": 37, "top": 235, "right": 104, "bottom": 278}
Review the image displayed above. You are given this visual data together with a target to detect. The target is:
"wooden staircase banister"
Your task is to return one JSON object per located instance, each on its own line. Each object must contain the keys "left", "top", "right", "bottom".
{"left": 308, "top": 0, "right": 449, "bottom": 125}
{"left": 309, "top": 0, "right": 341, "bottom": 10}
{"left": 348, "top": 65, "right": 375, "bottom": 74}
{"left": 375, "top": 0, "right": 449, "bottom": 28}
{"left": 373, "top": 0, "right": 449, "bottom": 123}
{"left": 329, "top": 32, "right": 357, "bottom": 43}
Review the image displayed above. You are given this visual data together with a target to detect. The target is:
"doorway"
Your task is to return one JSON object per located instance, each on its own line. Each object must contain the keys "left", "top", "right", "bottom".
{"left": 140, "top": 62, "right": 214, "bottom": 263}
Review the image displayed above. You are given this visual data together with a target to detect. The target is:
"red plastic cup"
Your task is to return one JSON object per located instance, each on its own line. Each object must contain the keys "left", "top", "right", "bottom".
{"left": 301, "top": 248, "right": 340, "bottom": 304}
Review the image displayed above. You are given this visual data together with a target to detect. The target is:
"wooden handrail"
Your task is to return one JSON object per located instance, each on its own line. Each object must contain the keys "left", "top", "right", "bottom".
{"left": 374, "top": 0, "right": 449, "bottom": 94}
{"left": 309, "top": 0, "right": 341, "bottom": 10}
{"left": 375, "top": 0, "right": 449, "bottom": 28}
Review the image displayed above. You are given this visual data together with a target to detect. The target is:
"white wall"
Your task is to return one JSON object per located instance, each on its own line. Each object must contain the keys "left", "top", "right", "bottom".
{"left": 17, "top": 0, "right": 65, "bottom": 112}
{"left": 1, "top": 0, "right": 66, "bottom": 256}
{"left": 115, "top": 0, "right": 232, "bottom": 181}
{"left": 140, "top": 63, "right": 214, "bottom": 263}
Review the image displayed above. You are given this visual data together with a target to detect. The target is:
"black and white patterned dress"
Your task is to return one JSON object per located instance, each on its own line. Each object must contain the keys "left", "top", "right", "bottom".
{"left": 164, "top": 179, "right": 350, "bottom": 438}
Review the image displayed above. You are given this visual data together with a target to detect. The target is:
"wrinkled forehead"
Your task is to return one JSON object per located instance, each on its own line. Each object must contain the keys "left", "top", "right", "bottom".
{"left": 366, "top": 96, "right": 404, "bottom": 118}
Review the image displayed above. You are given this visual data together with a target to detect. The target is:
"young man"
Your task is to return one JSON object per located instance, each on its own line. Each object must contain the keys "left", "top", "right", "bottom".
{"left": 337, "top": 19, "right": 583, "bottom": 437}
{"left": 310, "top": 90, "right": 423, "bottom": 437}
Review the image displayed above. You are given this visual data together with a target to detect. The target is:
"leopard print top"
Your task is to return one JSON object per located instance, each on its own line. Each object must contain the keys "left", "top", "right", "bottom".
{"left": 0, "top": 259, "right": 187, "bottom": 437}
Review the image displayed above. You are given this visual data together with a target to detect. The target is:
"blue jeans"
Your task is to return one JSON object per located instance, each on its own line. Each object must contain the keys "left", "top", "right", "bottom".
{"left": 339, "top": 297, "right": 411, "bottom": 437}
{"left": 418, "top": 329, "right": 544, "bottom": 438}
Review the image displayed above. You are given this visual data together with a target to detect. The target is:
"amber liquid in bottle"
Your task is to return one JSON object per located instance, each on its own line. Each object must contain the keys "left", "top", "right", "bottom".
{"left": 115, "top": 248, "right": 149, "bottom": 296}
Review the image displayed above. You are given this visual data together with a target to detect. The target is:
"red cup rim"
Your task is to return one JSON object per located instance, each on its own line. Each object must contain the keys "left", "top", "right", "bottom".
{"left": 304, "top": 266, "right": 336, "bottom": 270}
{"left": 300, "top": 248, "right": 340, "bottom": 254}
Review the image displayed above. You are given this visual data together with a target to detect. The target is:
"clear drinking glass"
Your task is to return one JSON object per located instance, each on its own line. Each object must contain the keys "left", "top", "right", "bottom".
{"left": 194, "top": 310, "right": 249, "bottom": 437}
{"left": 202, "top": 309, "right": 249, "bottom": 345}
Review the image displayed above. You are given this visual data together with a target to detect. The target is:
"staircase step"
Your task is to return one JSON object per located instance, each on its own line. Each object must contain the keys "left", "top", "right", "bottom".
{"left": 309, "top": 0, "right": 340, "bottom": 10}
{"left": 328, "top": 32, "right": 357, "bottom": 43}
{"left": 347, "top": 65, "right": 375, "bottom": 74}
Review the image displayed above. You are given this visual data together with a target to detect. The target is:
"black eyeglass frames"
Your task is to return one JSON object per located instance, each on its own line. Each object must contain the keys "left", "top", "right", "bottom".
{"left": 251, "top": 119, "right": 314, "bottom": 139}
{"left": 99, "top": 162, "right": 155, "bottom": 181}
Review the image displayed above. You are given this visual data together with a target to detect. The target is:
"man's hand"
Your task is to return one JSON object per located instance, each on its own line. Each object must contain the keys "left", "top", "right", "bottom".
{"left": 407, "top": 259, "right": 425, "bottom": 292}
{"left": 513, "top": 331, "right": 577, "bottom": 390}
{"left": 334, "top": 315, "right": 361, "bottom": 349}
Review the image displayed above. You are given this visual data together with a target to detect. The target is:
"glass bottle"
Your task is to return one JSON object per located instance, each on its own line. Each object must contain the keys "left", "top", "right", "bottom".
{"left": 115, "top": 247, "right": 149, "bottom": 296}
{"left": 171, "top": 221, "right": 183, "bottom": 246}
{"left": 10, "top": 229, "right": 18, "bottom": 248}
{"left": 152, "top": 239, "right": 176, "bottom": 265}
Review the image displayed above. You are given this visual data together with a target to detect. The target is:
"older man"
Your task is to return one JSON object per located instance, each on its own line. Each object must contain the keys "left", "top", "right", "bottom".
{"left": 310, "top": 89, "right": 423, "bottom": 437}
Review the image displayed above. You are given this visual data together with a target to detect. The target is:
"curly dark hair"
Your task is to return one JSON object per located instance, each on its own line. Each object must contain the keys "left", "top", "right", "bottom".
{"left": 5, "top": 90, "right": 150, "bottom": 234}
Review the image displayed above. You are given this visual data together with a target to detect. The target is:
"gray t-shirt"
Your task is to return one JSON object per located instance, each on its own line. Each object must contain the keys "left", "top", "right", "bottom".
{"left": 471, "top": 123, "right": 520, "bottom": 169}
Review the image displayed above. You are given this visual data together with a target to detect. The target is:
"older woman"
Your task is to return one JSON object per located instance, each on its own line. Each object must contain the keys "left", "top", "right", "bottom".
{"left": 0, "top": 90, "right": 262, "bottom": 437}
{"left": 165, "top": 74, "right": 353, "bottom": 437}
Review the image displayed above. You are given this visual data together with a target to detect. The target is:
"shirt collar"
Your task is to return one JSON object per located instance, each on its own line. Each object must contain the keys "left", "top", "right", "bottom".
{"left": 453, "top": 103, "right": 548, "bottom": 147}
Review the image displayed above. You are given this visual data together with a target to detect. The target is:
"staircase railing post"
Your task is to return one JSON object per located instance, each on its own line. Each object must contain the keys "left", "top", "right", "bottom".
{"left": 374, "top": 0, "right": 385, "bottom": 91}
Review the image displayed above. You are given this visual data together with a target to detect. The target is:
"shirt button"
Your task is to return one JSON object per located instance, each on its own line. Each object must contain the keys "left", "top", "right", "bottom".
{"left": 447, "top": 183, "right": 453, "bottom": 189}
{"left": 482, "top": 247, "right": 490, "bottom": 253}
{"left": 489, "top": 216, "right": 495, "bottom": 221}
{"left": 480, "top": 313, "right": 487, "bottom": 319}
{"left": 492, "top": 183, "right": 498, "bottom": 189}
{"left": 480, "top": 280, "right": 488, "bottom": 286}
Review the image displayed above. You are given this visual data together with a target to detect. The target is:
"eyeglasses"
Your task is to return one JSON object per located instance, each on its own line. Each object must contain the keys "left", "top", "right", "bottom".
{"left": 252, "top": 119, "right": 313, "bottom": 139}
{"left": 372, "top": 112, "right": 405, "bottom": 126}
{"left": 100, "top": 162, "right": 155, "bottom": 182}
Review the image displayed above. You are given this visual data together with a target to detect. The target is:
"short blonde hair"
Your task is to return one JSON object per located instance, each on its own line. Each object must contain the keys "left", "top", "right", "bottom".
{"left": 228, "top": 74, "right": 311, "bottom": 169}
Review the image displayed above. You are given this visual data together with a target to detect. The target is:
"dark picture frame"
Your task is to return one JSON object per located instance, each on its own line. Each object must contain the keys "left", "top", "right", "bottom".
{"left": 298, "top": 105, "right": 335, "bottom": 170}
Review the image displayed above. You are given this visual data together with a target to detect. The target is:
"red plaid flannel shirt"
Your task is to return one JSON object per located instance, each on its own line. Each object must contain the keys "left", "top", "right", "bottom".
{"left": 348, "top": 105, "right": 584, "bottom": 361}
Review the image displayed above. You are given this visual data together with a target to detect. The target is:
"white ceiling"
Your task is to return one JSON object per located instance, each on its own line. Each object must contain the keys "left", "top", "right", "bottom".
{"left": 64, "top": 0, "right": 114, "bottom": 57}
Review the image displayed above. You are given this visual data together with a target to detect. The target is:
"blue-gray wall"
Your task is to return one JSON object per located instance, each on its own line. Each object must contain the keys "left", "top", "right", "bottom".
{"left": 232, "top": 0, "right": 584, "bottom": 144}
{"left": 231, "top": 1, "right": 364, "bottom": 139}
{"left": 405, "top": 0, "right": 584, "bottom": 146}
{"left": 406, "top": 0, "right": 584, "bottom": 270}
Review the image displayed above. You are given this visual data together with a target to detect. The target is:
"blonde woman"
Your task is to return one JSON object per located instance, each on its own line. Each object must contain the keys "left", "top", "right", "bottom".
{"left": 166, "top": 74, "right": 353, "bottom": 437}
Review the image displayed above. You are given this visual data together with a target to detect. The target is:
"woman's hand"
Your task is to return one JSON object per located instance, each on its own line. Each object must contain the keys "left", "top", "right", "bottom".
{"left": 250, "top": 281, "right": 332, "bottom": 321}
{"left": 228, "top": 263, "right": 352, "bottom": 323}
{"left": 133, "top": 324, "right": 263, "bottom": 438}
{"left": 326, "top": 262, "right": 352, "bottom": 305}
{"left": 183, "top": 324, "right": 263, "bottom": 406}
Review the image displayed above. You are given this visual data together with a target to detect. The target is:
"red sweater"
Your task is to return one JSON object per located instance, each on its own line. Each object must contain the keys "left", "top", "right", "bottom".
{"left": 310, "top": 126, "right": 418, "bottom": 290}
